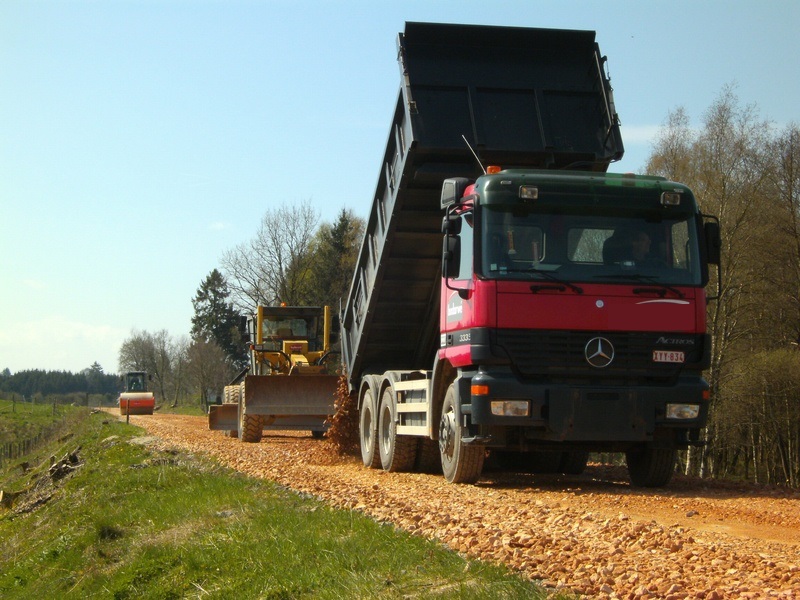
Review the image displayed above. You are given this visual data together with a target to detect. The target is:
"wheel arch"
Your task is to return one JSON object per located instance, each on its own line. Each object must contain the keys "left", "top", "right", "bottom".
{"left": 429, "top": 356, "right": 457, "bottom": 440}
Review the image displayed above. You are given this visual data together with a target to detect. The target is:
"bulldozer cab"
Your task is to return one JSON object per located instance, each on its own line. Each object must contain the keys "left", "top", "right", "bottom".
{"left": 257, "top": 306, "right": 327, "bottom": 352}
{"left": 208, "top": 304, "right": 339, "bottom": 438}
{"left": 249, "top": 305, "right": 333, "bottom": 375}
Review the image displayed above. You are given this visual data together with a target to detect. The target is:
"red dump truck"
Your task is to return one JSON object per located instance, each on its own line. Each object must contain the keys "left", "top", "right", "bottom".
{"left": 340, "top": 22, "right": 720, "bottom": 487}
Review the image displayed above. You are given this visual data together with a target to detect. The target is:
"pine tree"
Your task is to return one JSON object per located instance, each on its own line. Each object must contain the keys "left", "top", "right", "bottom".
{"left": 191, "top": 270, "right": 246, "bottom": 366}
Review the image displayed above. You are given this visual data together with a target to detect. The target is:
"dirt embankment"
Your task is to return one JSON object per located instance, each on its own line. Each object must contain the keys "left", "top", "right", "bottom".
{"left": 117, "top": 412, "right": 800, "bottom": 599}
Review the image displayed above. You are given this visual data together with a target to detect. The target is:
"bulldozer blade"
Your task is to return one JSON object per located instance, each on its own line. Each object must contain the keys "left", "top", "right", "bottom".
{"left": 208, "top": 403, "right": 238, "bottom": 431}
{"left": 244, "top": 374, "right": 338, "bottom": 432}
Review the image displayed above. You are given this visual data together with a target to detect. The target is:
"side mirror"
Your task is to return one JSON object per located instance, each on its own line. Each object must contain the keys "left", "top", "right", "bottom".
{"left": 442, "top": 235, "right": 461, "bottom": 279}
{"left": 441, "top": 177, "right": 470, "bottom": 208}
{"left": 704, "top": 221, "right": 721, "bottom": 265}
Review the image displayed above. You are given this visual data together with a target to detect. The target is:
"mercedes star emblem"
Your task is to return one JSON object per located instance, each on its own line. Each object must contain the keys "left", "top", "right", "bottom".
{"left": 585, "top": 337, "right": 615, "bottom": 368}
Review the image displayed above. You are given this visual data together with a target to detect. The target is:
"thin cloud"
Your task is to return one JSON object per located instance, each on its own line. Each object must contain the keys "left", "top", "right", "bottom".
{"left": 620, "top": 124, "right": 662, "bottom": 145}
{"left": 0, "top": 316, "right": 127, "bottom": 373}
{"left": 21, "top": 278, "right": 47, "bottom": 290}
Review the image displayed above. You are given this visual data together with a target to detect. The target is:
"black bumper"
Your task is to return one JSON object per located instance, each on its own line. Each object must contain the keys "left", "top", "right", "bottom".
{"left": 462, "top": 368, "right": 709, "bottom": 443}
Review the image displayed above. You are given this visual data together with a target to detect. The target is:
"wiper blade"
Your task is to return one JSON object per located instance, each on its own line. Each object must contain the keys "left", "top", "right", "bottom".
{"left": 506, "top": 267, "right": 584, "bottom": 294}
{"left": 595, "top": 274, "right": 685, "bottom": 298}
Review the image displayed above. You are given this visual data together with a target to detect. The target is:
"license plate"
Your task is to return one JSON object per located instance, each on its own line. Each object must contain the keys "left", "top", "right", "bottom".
{"left": 653, "top": 350, "right": 685, "bottom": 363}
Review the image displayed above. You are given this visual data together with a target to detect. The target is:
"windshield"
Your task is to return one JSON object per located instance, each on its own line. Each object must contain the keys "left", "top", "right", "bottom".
{"left": 126, "top": 373, "right": 145, "bottom": 392}
{"left": 480, "top": 205, "right": 703, "bottom": 286}
{"left": 260, "top": 314, "right": 321, "bottom": 351}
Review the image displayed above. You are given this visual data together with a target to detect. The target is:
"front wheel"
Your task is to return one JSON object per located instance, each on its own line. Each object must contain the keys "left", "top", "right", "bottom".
{"left": 438, "top": 384, "right": 484, "bottom": 483}
{"left": 238, "top": 382, "right": 262, "bottom": 443}
{"left": 626, "top": 445, "right": 677, "bottom": 487}
{"left": 239, "top": 413, "right": 263, "bottom": 443}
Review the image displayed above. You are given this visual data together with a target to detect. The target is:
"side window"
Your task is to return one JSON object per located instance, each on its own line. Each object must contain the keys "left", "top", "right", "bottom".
{"left": 670, "top": 220, "right": 690, "bottom": 269}
{"left": 456, "top": 213, "right": 473, "bottom": 281}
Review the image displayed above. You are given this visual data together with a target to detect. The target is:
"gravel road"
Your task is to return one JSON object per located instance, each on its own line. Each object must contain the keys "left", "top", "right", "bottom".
{"left": 118, "top": 412, "right": 799, "bottom": 599}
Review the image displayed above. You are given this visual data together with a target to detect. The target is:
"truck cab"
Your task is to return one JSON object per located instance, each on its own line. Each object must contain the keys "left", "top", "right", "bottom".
{"left": 437, "top": 169, "right": 720, "bottom": 484}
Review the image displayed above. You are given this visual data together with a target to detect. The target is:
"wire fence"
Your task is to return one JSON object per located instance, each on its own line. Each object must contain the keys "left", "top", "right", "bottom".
{"left": 0, "top": 417, "right": 71, "bottom": 466}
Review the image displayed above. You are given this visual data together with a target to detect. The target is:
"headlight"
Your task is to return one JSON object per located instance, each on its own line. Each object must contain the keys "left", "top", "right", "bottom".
{"left": 666, "top": 403, "right": 700, "bottom": 419}
{"left": 490, "top": 400, "right": 530, "bottom": 417}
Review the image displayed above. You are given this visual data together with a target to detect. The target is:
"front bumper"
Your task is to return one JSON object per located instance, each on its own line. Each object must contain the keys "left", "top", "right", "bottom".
{"left": 462, "top": 368, "right": 709, "bottom": 443}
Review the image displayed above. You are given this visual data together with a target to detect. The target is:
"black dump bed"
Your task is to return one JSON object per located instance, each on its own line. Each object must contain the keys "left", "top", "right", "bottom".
{"left": 341, "top": 22, "right": 624, "bottom": 386}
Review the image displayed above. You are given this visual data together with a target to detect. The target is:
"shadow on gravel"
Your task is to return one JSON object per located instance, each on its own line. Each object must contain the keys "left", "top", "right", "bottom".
{"left": 474, "top": 463, "right": 800, "bottom": 502}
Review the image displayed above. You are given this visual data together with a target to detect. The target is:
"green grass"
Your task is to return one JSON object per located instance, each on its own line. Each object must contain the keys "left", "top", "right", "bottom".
{"left": 0, "top": 398, "right": 87, "bottom": 444}
{"left": 0, "top": 412, "right": 549, "bottom": 599}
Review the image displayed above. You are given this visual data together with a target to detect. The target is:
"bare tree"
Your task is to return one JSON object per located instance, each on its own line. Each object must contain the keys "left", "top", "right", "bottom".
{"left": 185, "top": 338, "right": 234, "bottom": 411}
{"left": 118, "top": 329, "right": 184, "bottom": 407}
{"left": 646, "top": 86, "right": 776, "bottom": 479}
{"left": 221, "top": 200, "right": 320, "bottom": 312}
{"left": 646, "top": 106, "right": 697, "bottom": 183}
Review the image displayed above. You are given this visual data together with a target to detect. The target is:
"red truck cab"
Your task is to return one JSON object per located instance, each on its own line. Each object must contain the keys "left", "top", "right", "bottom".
{"left": 437, "top": 169, "right": 719, "bottom": 485}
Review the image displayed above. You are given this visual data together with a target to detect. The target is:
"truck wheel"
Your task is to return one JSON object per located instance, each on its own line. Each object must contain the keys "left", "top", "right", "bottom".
{"left": 559, "top": 450, "right": 589, "bottom": 475}
{"left": 626, "top": 445, "right": 676, "bottom": 487}
{"left": 378, "top": 387, "right": 417, "bottom": 472}
{"left": 438, "top": 384, "right": 484, "bottom": 483}
{"left": 359, "top": 387, "right": 381, "bottom": 468}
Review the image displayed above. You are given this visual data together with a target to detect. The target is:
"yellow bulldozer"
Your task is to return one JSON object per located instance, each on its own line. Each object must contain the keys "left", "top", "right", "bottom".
{"left": 208, "top": 304, "right": 339, "bottom": 442}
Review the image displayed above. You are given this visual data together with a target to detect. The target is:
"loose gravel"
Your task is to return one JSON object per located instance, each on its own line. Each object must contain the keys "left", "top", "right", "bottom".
{"left": 119, "top": 412, "right": 800, "bottom": 599}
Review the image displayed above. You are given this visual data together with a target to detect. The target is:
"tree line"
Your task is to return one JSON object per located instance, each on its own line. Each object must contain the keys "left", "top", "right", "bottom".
{"left": 647, "top": 85, "right": 800, "bottom": 486}
{"left": 0, "top": 362, "right": 119, "bottom": 404}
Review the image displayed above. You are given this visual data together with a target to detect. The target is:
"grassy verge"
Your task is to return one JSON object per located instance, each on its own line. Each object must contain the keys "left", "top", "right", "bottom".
{"left": 0, "top": 399, "right": 87, "bottom": 445}
{"left": 0, "top": 412, "right": 550, "bottom": 599}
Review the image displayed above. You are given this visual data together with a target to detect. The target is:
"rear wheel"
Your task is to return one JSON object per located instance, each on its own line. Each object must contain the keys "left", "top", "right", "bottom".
{"left": 626, "top": 445, "right": 676, "bottom": 487}
{"left": 225, "top": 385, "right": 239, "bottom": 438}
{"left": 528, "top": 451, "right": 563, "bottom": 474}
{"left": 439, "top": 384, "right": 484, "bottom": 483}
{"left": 378, "top": 387, "right": 417, "bottom": 472}
{"left": 359, "top": 386, "right": 381, "bottom": 468}
{"left": 560, "top": 450, "right": 589, "bottom": 475}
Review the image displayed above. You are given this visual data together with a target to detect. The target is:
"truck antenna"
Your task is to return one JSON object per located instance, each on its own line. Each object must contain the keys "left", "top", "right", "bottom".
{"left": 462, "top": 135, "right": 486, "bottom": 175}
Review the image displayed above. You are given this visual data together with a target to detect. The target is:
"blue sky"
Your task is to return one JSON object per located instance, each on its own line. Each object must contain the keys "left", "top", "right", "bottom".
{"left": 1, "top": 0, "right": 798, "bottom": 374}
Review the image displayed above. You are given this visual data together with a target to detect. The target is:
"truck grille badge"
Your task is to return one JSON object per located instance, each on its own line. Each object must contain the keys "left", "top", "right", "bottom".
{"left": 585, "top": 337, "right": 615, "bottom": 368}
